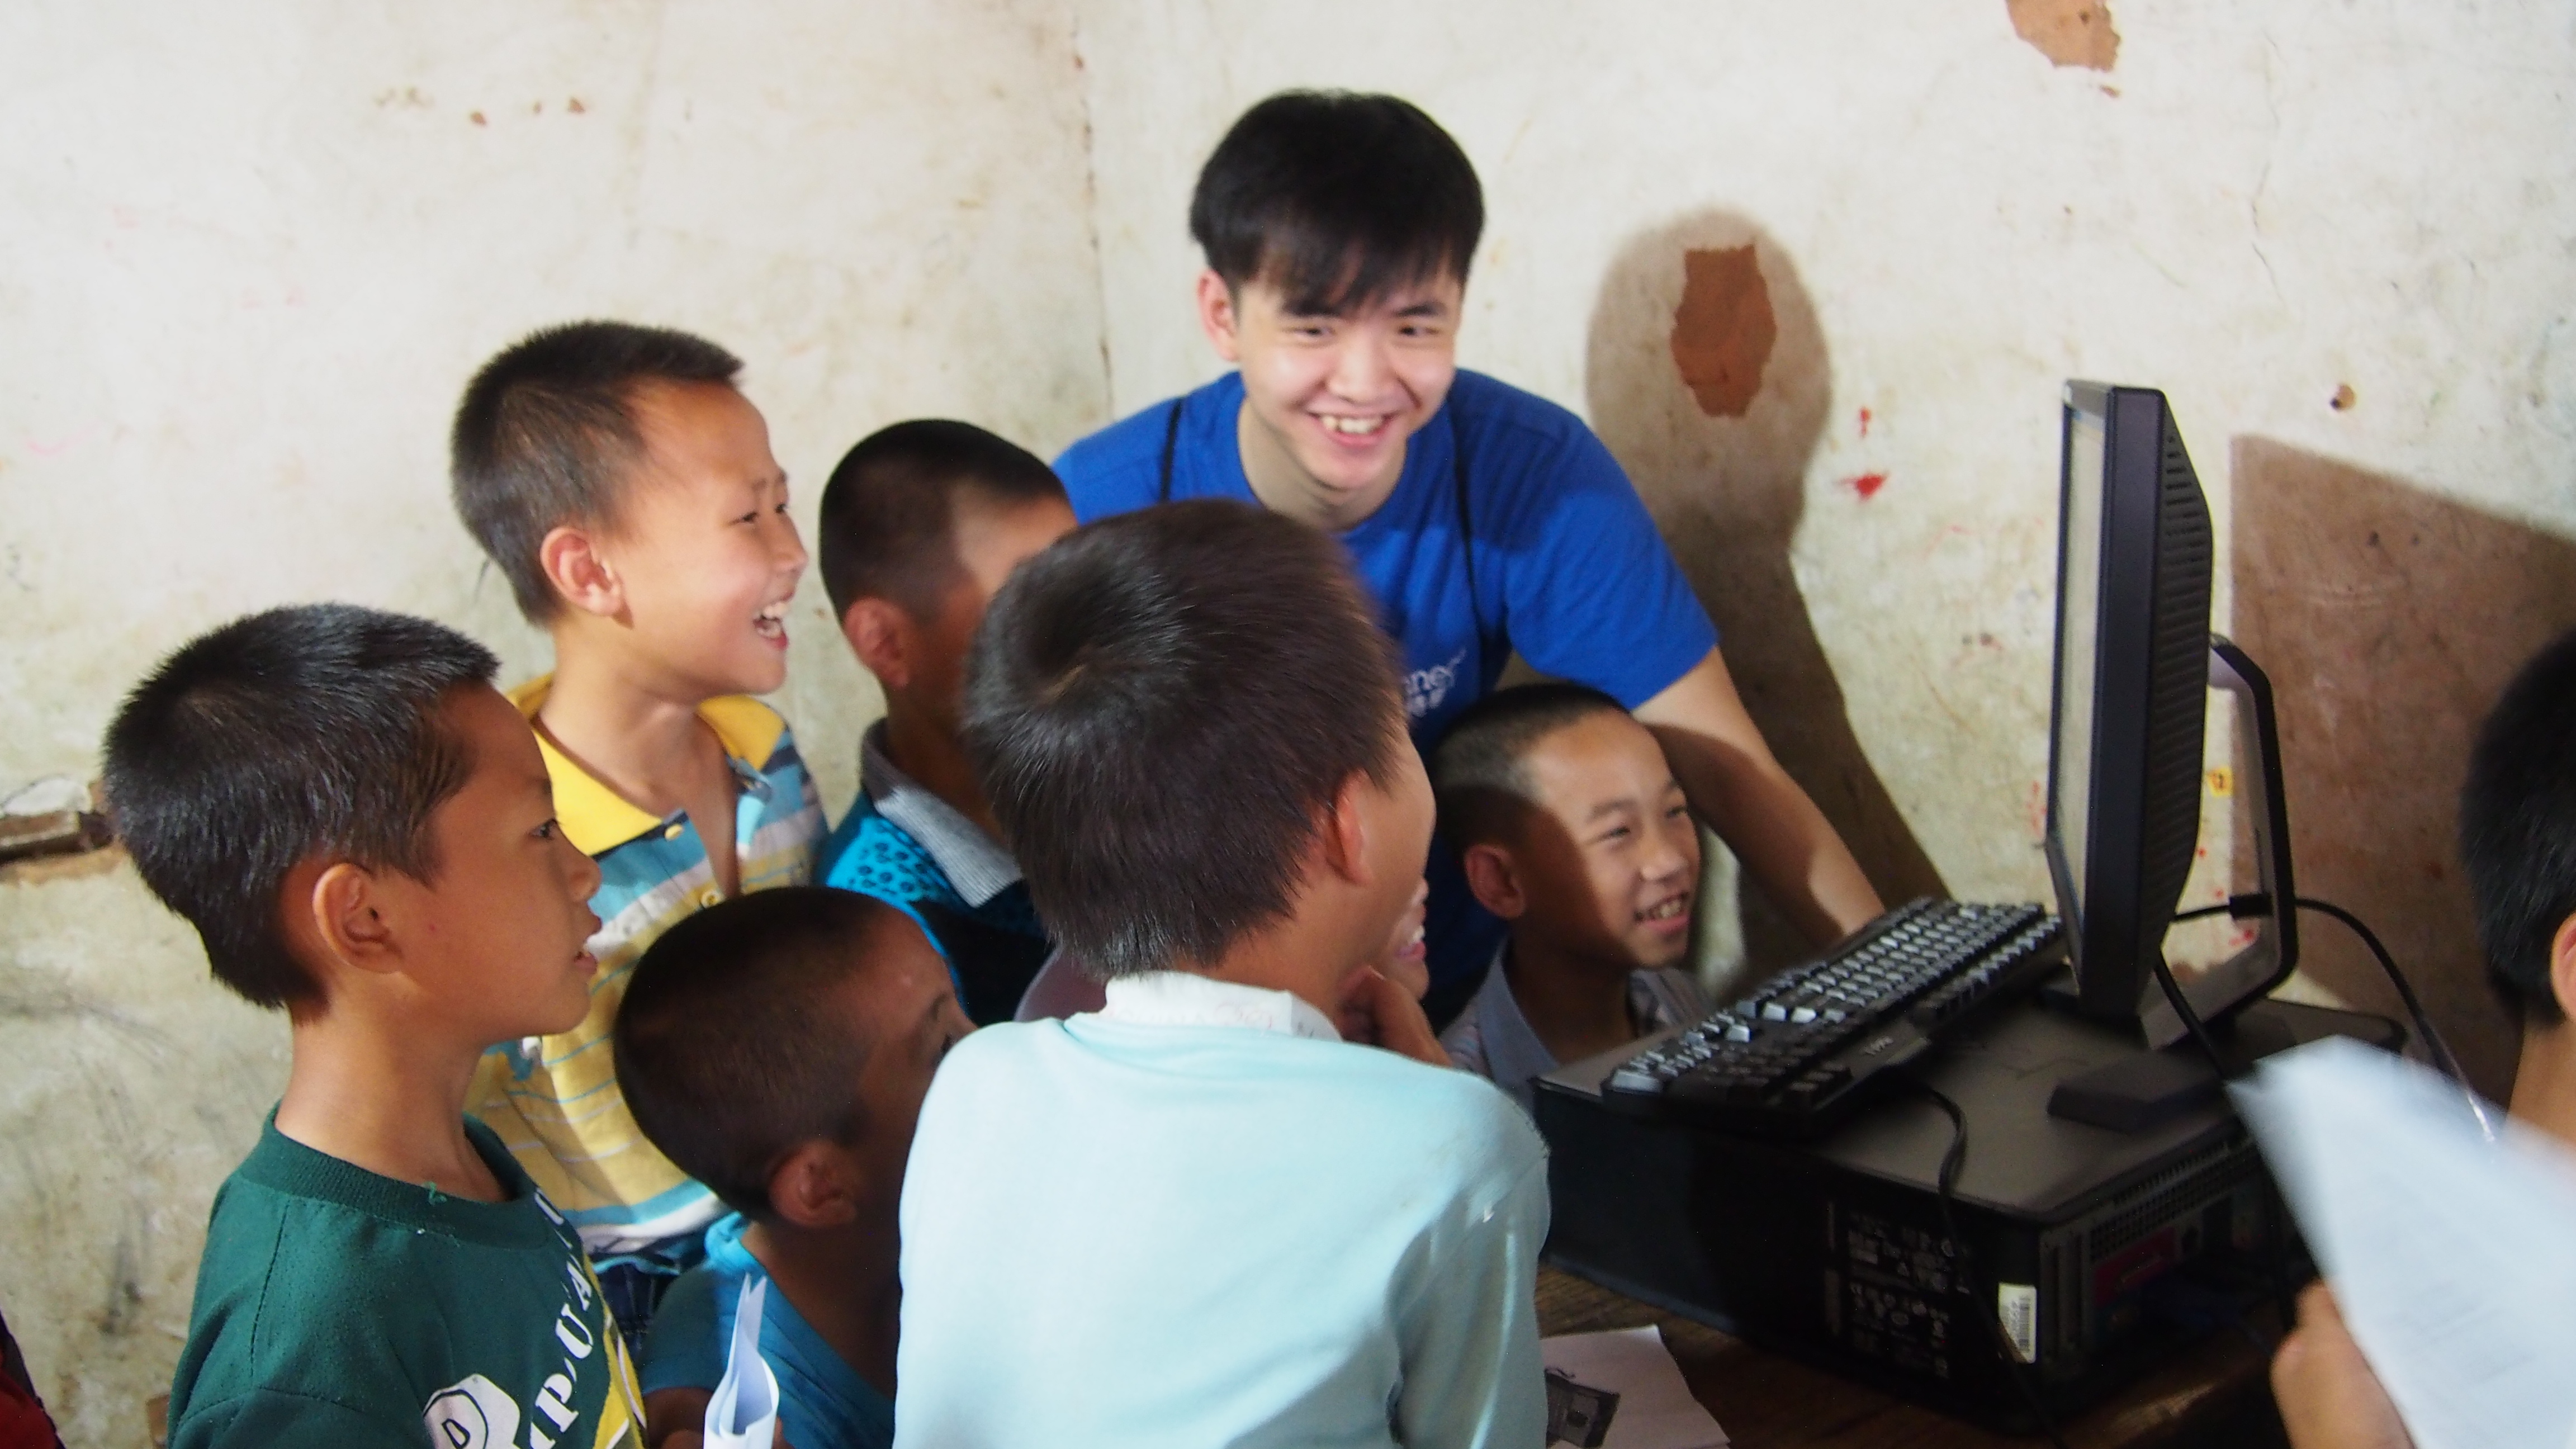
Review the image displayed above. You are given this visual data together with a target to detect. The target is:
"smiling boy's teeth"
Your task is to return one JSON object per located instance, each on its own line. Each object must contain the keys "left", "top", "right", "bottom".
{"left": 1320, "top": 415, "right": 1385, "bottom": 436}
{"left": 1642, "top": 898, "right": 1688, "bottom": 921}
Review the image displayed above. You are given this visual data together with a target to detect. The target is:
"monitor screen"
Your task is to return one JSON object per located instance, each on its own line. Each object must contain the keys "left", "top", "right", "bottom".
{"left": 2051, "top": 404, "right": 2108, "bottom": 941}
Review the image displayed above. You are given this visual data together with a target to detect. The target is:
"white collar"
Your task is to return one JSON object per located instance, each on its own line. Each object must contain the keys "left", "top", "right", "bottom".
{"left": 1097, "top": 972, "right": 1343, "bottom": 1043}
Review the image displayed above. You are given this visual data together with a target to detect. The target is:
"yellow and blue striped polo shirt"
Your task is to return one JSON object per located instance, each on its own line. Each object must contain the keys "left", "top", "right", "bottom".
{"left": 466, "top": 676, "right": 825, "bottom": 1256}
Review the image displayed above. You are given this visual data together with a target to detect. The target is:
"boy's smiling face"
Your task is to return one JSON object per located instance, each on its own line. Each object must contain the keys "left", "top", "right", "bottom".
{"left": 1199, "top": 267, "right": 1464, "bottom": 532}
{"left": 387, "top": 684, "right": 604, "bottom": 1044}
{"left": 1498, "top": 712, "right": 1700, "bottom": 976}
{"left": 604, "top": 381, "right": 808, "bottom": 698}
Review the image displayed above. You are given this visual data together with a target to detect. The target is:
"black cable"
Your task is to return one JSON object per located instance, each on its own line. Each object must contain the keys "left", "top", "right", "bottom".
{"left": 2294, "top": 895, "right": 2473, "bottom": 1088}
{"left": 2167, "top": 891, "right": 2478, "bottom": 1096}
{"left": 1910, "top": 1082, "right": 2073, "bottom": 1449}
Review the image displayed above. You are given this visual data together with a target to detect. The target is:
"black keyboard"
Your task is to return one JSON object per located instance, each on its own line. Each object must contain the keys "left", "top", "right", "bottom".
{"left": 1601, "top": 898, "right": 2063, "bottom": 1138}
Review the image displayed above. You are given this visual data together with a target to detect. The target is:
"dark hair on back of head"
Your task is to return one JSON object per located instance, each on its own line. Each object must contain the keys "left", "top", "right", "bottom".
{"left": 2461, "top": 627, "right": 2576, "bottom": 1026}
{"left": 817, "top": 419, "right": 1067, "bottom": 621}
{"left": 964, "top": 500, "right": 1405, "bottom": 978}
{"left": 102, "top": 603, "right": 499, "bottom": 1009}
{"left": 1191, "top": 90, "right": 1484, "bottom": 315}
{"left": 1429, "top": 683, "right": 1632, "bottom": 850}
{"left": 615, "top": 887, "right": 922, "bottom": 1216}
{"left": 450, "top": 320, "right": 744, "bottom": 622}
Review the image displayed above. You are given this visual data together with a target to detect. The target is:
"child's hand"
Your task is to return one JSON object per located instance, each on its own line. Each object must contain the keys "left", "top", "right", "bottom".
{"left": 2271, "top": 1283, "right": 2413, "bottom": 1449}
{"left": 1336, "top": 964, "right": 1451, "bottom": 1068}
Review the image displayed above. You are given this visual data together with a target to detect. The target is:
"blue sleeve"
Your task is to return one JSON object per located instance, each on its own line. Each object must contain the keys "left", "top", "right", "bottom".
{"left": 638, "top": 1268, "right": 727, "bottom": 1395}
{"left": 1053, "top": 404, "right": 1172, "bottom": 525}
{"left": 1475, "top": 392, "right": 1718, "bottom": 709}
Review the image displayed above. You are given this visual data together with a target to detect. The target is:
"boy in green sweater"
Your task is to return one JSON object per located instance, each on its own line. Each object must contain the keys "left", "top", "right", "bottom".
{"left": 107, "top": 603, "right": 646, "bottom": 1448}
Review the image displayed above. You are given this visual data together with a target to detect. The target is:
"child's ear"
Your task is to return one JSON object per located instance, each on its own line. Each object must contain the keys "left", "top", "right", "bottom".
{"left": 2547, "top": 911, "right": 2576, "bottom": 1025}
{"left": 539, "top": 525, "right": 623, "bottom": 620}
{"left": 293, "top": 859, "right": 404, "bottom": 978}
{"left": 1195, "top": 269, "right": 1243, "bottom": 363}
{"left": 1460, "top": 842, "right": 1529, "bottom": 921}
{"left": 1318, "top": 770, "right": 1377, "bottom": 888}
{"left": 841, "top": 599, "right": 912, "bottom": 690}
{"left": 767, "top": 1141, "right": 863, "bottom": 1230}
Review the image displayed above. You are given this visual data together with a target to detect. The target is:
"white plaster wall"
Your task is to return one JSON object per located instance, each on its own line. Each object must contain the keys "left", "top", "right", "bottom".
{"left": 0, "top": 2, "right": 1106, "bottom": 1441}
{"left": 1071, "top": 0, "right": 2576, "bottom": 1049}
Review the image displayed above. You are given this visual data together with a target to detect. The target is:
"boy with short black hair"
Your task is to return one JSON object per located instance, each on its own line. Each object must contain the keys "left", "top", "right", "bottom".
{"left": 617, "top": 887, "right": 971, "bottom": 1449}
{"left": 109, "top": 603, "right": 640, "bottom": 1448}
{"left": 1053, "top": 91, "right": 1881, "bottom": 1026}
{"left": 451, "top": 320, "right": 827, "bottom": 1339}
{"left": 1432, "top": 683, "right": 1711, "bottom": 1111}
{"left": 814, "top": 420, "right": 1077, "bottom": 1022}
{"left": 894, "top": 499, "right": 1546, "bottom": 1447}
{"left": 2273, "top": 627, "right": 2576, "bottom": 1449}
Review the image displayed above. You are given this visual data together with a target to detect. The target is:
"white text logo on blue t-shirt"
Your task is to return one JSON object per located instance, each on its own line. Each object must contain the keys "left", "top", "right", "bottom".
{"left": 1406, "top": 649, "right": 1467, "bottom": 720}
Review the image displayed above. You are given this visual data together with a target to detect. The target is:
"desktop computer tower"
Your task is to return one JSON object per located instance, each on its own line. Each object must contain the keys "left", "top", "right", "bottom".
{"left": 1533, "top": 997, "right": 2388, "bottom": 1431}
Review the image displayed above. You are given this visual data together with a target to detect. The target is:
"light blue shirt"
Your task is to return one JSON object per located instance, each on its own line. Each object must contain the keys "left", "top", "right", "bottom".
{"left": 640, "top": 1214, "right": 895, "bottom": 1449}
{"left": 894, "top": 973, "right": 1551, "bottom": 1448}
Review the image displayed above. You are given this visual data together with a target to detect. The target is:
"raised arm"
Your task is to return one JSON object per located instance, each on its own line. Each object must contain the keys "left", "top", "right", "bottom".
{"left": 1632, "top": 647, "right": 1882, "bottom": 946}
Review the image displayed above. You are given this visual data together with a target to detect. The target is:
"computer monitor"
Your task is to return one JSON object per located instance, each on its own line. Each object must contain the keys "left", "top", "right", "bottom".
{"left": 2044, "top": 382, "right": 2296, "bottom": 1045}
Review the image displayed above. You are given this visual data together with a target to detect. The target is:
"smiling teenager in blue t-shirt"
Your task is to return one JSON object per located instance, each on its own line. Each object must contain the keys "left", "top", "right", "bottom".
{"left": 1054, "top": 91, "right": 1884, "bottom": 1019}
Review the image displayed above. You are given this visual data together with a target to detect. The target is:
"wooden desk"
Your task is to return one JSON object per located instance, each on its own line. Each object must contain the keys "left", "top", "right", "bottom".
{"left": 1536, "top": 1267, "right": 2276, "bottom": 1448}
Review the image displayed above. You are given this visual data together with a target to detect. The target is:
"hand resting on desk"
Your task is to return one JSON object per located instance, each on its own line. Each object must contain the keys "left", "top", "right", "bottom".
{"left": 2271, "top": 1284, "right": 2413, "bottom": 1449}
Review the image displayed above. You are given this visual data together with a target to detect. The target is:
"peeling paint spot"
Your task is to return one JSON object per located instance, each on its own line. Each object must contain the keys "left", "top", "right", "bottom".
{"left": 2331, "top": 383, "right": 2357, "bottom": 411}
{"left": 1844, "top": 472, "right": 1889, "bottom": 500}
{"left": 374, "top": 86, "right": 432, "bottom": 110}
{"left": 531, "top": 100, "right": 544, "bottom": 115}
{"left": 26, "top": 430, "right": 94, "bottom": 458}
{"left": 469, "top": 110, "right": 487, "bottom": 127}
{"left": 2007, "top": 0, "right": 2120, "bottom": 72}
{"left": 569, "top": 97, "right": 588, "bottom": 114}
{"left": 1668, "top": 245, "right": 1775, "bottom": 419}
{"left": 1858, "top": 407, "right": 1873, "bottom": 438}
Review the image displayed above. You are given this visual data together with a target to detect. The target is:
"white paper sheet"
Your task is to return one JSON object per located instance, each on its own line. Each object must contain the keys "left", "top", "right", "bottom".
{"left": 2232, "top": 1037, "right": 2576, "bottom": 1449}
{"left": 702, "top": 1277, "right": 782, "bottom": 1449}
{"left": 1539, "top": 1325, "right": 1729, "bottom": 1448}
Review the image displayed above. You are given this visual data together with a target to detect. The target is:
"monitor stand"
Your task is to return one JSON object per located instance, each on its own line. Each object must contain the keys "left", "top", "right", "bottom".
{"left": 2043, "top": 1002, "right": 2299, "bottom": 1133}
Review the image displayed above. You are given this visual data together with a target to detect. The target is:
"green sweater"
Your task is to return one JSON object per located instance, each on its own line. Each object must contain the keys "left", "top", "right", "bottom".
{"left": 169, "top": 1115, "right": 643, "bottom": 1449}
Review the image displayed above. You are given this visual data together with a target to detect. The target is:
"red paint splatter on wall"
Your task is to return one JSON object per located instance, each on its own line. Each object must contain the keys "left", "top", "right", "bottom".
{"left": 1858, "top": 408, "right": 1873, "bottom": 438}
{"left": 1844, "top": 472, "right": 1888, "bottom": 500}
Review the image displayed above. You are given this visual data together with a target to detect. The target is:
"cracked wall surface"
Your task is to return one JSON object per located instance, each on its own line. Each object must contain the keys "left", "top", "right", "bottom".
{"left": 0, "top": 2, "right": 1107, "bottom": 1442}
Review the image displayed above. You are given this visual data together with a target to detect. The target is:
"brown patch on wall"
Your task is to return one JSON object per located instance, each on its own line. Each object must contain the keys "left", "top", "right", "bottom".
{"left": 2232, "top": 437, "right": 2576, "bottom": 1101}
{"left": 1669, "top": 247, "right": 1777, "bottom": 419}
{"left": 1594, "top": 219, "right": 1947, "bottom": 973}
{"left": 2008, "top": 0, "right": 2120, "bottom": 72}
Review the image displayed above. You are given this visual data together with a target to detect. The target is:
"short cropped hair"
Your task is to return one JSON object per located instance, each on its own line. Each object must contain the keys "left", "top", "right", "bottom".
{"left": 817, "top": 419, "right": 1067, "bottom": 621}
{"left": 1191, "top": 91, "right": 1484, "bottom": 315}
{"left": 964, "top": 500, "right": 1405, "bottom": 978}
{"left": 616, "top": 888, "right": 920, "bottom": 1216}
{"left": 101, "top": 604, "right": 499, "bottom": 1009}
{"left": 2462, "top": 628, "right": 2576, "bottom": 1026}
{"left": 1429, "top": 683, "right": 1632, "bottom": 850}
{"left": 450, "top": 320, "right": 743, "bottom": 622}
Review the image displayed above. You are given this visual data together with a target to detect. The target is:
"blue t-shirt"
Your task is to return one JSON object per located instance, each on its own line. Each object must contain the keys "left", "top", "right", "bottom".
{"left": 1055, "top": 368, "right": 1717, "bottom": 746}
{"left": 639, "top": 1214, "right": 894, "bottom": 1449}
{"left": 1057, "top": 369, "right": 1720, "bottom": 992}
